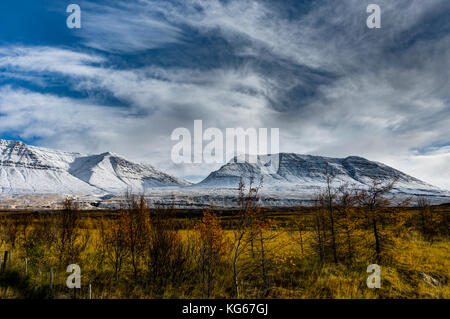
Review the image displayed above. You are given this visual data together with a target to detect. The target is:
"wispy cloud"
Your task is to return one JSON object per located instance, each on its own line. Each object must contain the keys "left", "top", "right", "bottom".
{"left": 0, "top": 46, "right": 104, "bottom": 75}
{"left": 0, "top": 0, "right": 449, "bottom": 188}
{"left": 77, "top": 0, "right": 182, "bottom": 53}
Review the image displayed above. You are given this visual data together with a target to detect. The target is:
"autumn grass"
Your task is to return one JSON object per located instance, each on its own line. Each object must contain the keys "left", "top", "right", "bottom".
{"left": 0, "top": 208, "right": 448, "bottom": 299}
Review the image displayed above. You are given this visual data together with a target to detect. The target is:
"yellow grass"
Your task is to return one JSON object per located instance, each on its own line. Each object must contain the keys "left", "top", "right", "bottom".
{"left": 0, "top": 210, "right": 448, "bottom": 299}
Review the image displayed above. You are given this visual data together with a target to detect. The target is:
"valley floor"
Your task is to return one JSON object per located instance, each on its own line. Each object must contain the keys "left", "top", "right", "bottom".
{"left": 0, "top": 204, "right": 448, "bottom": 299}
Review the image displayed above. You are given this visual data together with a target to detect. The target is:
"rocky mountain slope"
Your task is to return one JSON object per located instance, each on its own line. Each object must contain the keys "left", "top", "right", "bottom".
{"left": 0, "top": 139, "right": 190, "bottom": 195}
{"left": 197, "top": 153, "right": 447, "bottom": 198}
{"left": 0, "top": 140, "right": 448, "bottom": 208}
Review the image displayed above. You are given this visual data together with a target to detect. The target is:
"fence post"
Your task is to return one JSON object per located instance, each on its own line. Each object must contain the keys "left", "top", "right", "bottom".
{"left": 88, "top": 284, "right": 92, "bottom": 299}
{"left": 8, "top": 250, "right": 11, "bottom": 265}
{"left": 24, "top": 258, "right": 28, "bottom": 276}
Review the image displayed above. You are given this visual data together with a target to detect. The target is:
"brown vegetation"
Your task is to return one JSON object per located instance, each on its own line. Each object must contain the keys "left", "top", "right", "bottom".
{"left": 0, "top": 179, "right": 448, "bottom": 299}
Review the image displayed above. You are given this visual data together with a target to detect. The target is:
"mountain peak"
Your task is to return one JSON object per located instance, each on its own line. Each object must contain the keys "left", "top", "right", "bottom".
{"left": 0, "top": 139, "right": 190, "bottom": 195}
{"left": 99, "top": 151, "right": 119, "bottom": 157}
{"left": 0, "top": 138, "right": 26, "bottom": 147}
{"left": 0, "top": 140, "right": 448, "bottom": 204}
{"left": 199, "top": 153, "right": 445, "bottom": 196}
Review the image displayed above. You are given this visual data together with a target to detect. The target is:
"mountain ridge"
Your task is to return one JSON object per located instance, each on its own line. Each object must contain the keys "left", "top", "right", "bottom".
{"left": 197, "top": 153, "right": 445, "bottom": 197}
{"left": 0, "top": 139, "right": 448, "bottom": 205}
{"left": 0, "top": 139, "right": 190, "bottom": 195}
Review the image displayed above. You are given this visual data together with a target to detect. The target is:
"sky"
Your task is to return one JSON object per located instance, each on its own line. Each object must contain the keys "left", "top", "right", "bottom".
{"left": 0, "top": 0, "right": 449, "bottom": 188}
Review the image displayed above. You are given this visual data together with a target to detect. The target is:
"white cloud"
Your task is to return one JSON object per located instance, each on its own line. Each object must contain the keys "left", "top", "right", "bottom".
{"left": 0, "top": 47, "right": 104, "bottom": 77}
{"left": 0, "top": 0, "right": 449, "bottom": 188}
{"left": 77, "top": 1, "right": 182, "bottom": 53}
{"left": 385, "top": 151, "right": 450, "bottom": 190}
{"left": 0, "top": 47, "right": 275, "bottom": 178}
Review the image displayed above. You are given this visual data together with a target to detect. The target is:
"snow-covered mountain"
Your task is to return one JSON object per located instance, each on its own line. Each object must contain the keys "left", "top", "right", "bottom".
{"left": 0, "top": 140, "right": 448, "bottom": 208}
{"left": 0, "top": 139, "right": 190, "bottom": 195}
{"left": 197, "top": 153, "right": 448, "bottom": 198}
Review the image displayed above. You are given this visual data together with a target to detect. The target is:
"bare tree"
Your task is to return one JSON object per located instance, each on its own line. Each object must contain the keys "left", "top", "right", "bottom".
{"left": 54, "top": 198, "right": 88, "bottom": 267}
{"left": 334, "top": 185, "right": 360, "bottom": 263}
{"left": 292, "top": 208, "right": 307, "bottom": 257}
{"left": 417, "top": 197, "right": 432, "bottom": 238}
{"left": 122, "top": 193, "right": 150, "bottom": 280}
{"left": 103, "top": 214, "right": 128, "bottom": 281}
{"left": 416, "top": 197, "right": 445, "bottom": 242}
{"left": 252, "top": 216, "right": 278, "bottom": 296}
{"left": 356, "top": 178, "right": 396, "bottom": 262}
{"left": 324, "top": 167, "right": 338, "bottom": 263}
{"left": 229, "top": 177, "right": 262, "bottom": 297}
{"left": 311, "top": 197, "right": 327, "bottom": 263}
{"left": 194, "top": 211, "right": 227, "bottom": 297}
{"left": 146, "top": 208, "right": 190, "bottom": 294}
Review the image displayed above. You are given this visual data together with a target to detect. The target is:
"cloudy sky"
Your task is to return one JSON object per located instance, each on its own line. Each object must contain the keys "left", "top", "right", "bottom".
{"left": 0, "top": 0, "right": 449, "bottom": 188}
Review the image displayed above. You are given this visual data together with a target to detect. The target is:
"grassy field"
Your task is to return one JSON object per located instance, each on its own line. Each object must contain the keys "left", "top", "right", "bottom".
{"left": 0, "top": 198, "right": 448, "bottom": 299}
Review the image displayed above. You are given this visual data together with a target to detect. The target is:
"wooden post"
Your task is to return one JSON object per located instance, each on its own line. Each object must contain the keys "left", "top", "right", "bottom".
{"left": 8, "top": 250, "right": 11, "bottom": 265}
{"left": 24, "top": 258, "right": 28, "bottom": 276}
{"left": 49, "top": 267, "right": 53, "bottom": 289}
{"left": 88, "top": 284, "right": 92, "bottom": 299}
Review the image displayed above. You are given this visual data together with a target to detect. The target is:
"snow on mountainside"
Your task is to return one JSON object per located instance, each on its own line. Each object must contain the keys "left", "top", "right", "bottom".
{"left": 0, "top": 140, "right": 448, "bottom": 208}
{"left": 197, "top": 153, "right": 448, "bottom": 198}
{"left": 0, "top": 139, "right": 190, "bottom": 195}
